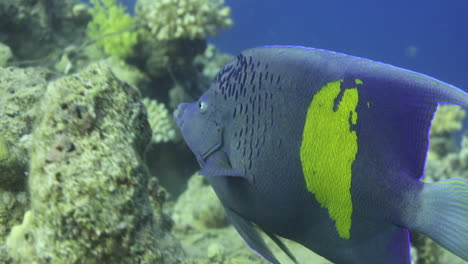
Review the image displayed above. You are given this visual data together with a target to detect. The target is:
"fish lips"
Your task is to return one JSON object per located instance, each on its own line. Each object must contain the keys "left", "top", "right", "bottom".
{"left": 173, "top": 103, "right": 188, "bottom": 129}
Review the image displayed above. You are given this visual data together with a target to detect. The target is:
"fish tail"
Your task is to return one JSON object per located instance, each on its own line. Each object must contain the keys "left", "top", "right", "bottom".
{"left": 411, "top": 179, "right": 468, "bottom": 261}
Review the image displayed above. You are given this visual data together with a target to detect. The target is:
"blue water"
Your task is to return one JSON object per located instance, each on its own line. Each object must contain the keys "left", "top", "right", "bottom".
{"left": 107, "top": 0, "right": 468, "bottom": 90}
{"left": 213, "top": 0, "right": 468, "bottom": 90}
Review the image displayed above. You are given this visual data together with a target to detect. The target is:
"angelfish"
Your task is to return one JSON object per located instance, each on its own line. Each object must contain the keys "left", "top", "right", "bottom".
{"left": 174, "top": 46, "right": 468, "bottom": 264}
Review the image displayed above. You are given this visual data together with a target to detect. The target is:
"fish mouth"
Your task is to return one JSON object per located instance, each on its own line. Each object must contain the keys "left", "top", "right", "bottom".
{"left": 174, "top": 114, "right": 184, "bottom": 128}
{"left": 173, "top": 103, "right": 187, "bottom": 128}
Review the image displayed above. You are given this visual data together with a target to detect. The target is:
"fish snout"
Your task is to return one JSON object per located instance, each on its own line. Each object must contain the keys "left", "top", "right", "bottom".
{"left": 173, "top": 103, "right": 189, "bottom": 126}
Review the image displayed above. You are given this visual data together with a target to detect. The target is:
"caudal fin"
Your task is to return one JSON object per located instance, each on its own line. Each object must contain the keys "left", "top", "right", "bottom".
{"left": 412, "top": 179, "right": 468, "bottom": 261}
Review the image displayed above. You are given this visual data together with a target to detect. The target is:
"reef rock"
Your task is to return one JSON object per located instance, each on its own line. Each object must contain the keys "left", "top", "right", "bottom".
{"left": 172, "top": 172, "right": 228, "bottom": 232}
{"left": 6, "top": 64, "right": 185, "bottom": 264}
{"left": 0, "top": 0, "right": 87, "bottom": 62}
{"left": 0, "top": 67, "right": 55, "bottom": 253}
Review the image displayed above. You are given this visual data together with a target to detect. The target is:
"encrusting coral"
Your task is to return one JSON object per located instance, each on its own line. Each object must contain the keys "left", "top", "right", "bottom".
{"left": 101, "top": 56, "right": 150, "bottom": 90}
{"left": 0, "top": 67, "right": 54, "bottom": 256}
{"left": 5, "top": 64, "right": 185, "bottom": 264}
{"left": 137, "top": 0, "right": 232, "bottom": 41}
{"left": 172, "top": 172, "right": 228, "bottom": 233}
{"left": 142, "top": 98, "right": 179, "bottom": 144}
{"left": 0, "top": 67, "right": 54, "bottom": 192}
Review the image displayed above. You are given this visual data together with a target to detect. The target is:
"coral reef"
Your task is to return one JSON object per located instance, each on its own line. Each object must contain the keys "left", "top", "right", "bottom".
{"left": 425, "top": 132, "right": 468, "bottom": 182}
{"left": 0, "top": 190, "right": 28, "bottom": 262}
{"left": 0, "top": 43, "right": 13, "bottom": 67}
{"left": 136, "top": 0, "right": 232, "bottom": 41}
{"left": 134, "top": 30, "right": 207, "bottom": 85}
{"left": 425, "top": 104, "right": 467, "bottom": 182}
{"left": 101, "top": 56, "right": 150, "bottom": 89}
{"left": 428, "top": 104, "right": 466, "bottom": 159}
{"left": 0, "top": 0, "right": 88, "bottom": 62}
{"left": 134, "top": 0, "right": 232, "bottom": 97}
{"left": 169, "top": 83, "right": 194, "bottom": 110}
{"left": 172, "top": 173, "right": 228, "bottom": 232}
{"left": 0, "top": 67, "right": 55, "bottom": 256}
{"left": 142, "top": 98, "right": 179, "bottom": 144}
{"left": 5, "top": 64, "right": 185, "bottom": 264}
{"left": 430, "top": 104, "right": 466, "bottom": 136}
{"left": 87, "top": 0, "right": 138, "bottom": 58}
{"left": 0, "top": 1, "right": 245, "bottom": 263}
{"left": 193, "top": 44, "right": 233, "bottom": 82}
{"left": 0, "top": 67, "right": 54, "bottom": 191}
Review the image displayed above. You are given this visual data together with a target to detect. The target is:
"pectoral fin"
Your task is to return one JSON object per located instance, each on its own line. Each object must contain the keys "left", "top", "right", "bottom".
{"left": 224, "top": 206, "right": 280, "bottom": 264}
{"left": 200, "top": 151, "right": 253, "bottom": 183}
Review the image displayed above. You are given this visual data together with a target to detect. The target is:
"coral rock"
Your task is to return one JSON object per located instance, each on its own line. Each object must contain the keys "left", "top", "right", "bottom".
{"left": 136, "top": 0, "right": 232, "bottom": 41}
{"left": 172, "top": 172, "right": 228, "bottom": 233}
{"left": 6, "top": 63, "right": 185, "bottom": 264}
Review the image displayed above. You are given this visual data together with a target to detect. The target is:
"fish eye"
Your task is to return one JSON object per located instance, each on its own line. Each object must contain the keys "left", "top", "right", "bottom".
{"left": 198, "top": 101, "right": 208, "bottom": 113}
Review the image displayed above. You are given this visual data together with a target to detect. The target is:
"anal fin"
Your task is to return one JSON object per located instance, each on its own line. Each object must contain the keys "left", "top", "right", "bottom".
{"left": 265, "top": 231, "right": 299, "bottom": 264}
{"left": 348, "top": 223, "right": 411, "bottom": 264}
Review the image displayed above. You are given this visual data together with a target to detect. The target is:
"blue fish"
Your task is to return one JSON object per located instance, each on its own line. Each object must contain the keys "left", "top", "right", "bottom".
{"left": 174, "top": 46, "right": 468, "bottom": 264}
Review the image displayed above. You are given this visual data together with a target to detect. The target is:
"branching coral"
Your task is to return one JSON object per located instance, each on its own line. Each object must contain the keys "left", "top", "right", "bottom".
{"left": 428, "top": 104, "right": 466, "bottom": 158}
{"left": 87, "top": 0, "right": 138, "bottom": 58}
{"left": 137, "top": 0, "right": 232, "bottom": 41}
{"left": 430, "top": 104, "right": 466, "bottom": 136}
{"left": 194, "top": 44, "right": 233, "bottom": 81}
{"left": 142, "top": 98, "right": 178, "bottom": 144}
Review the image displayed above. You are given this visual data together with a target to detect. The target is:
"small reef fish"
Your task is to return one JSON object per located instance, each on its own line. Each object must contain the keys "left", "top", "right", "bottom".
{"left": 174, "top": 46, "right": 468, "bottom": 264}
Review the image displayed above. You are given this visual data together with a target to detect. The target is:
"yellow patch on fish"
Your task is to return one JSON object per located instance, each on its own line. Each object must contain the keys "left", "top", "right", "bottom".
{"left": 300, "top": 79, "right": 360, "bottom": 239}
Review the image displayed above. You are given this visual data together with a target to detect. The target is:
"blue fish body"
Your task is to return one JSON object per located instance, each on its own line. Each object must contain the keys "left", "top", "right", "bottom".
{"left": 174, "top": 46, "right": 468, "bottom": 264}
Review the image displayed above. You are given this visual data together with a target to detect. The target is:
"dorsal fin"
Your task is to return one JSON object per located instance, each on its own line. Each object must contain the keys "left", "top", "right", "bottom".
{"left": 341, "top": 60, "right": 468, "bottom": 180}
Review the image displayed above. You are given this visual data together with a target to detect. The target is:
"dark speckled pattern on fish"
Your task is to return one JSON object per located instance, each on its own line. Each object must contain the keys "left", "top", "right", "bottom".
{"left": 214, "top": 53, "right": 284, "bottom": 177}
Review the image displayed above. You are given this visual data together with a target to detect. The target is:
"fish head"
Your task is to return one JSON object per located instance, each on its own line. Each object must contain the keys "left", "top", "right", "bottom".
{"left": 174, "top": 86, "right": 224, "bottom": 166}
